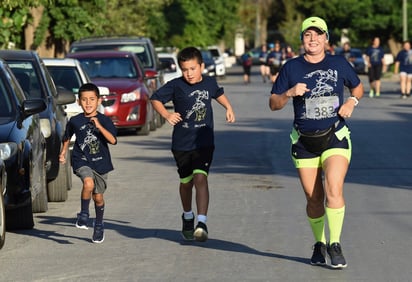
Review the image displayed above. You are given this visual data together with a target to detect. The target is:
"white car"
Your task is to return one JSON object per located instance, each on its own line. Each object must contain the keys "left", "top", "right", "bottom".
{"left": 43, "top": 58, "right": 108, "bottom": 119}
{"left": 158, "top": 52, "right": 182, "bottom": 83}
{"left": 208, "top": 46, "right": 226, "bottom": 77}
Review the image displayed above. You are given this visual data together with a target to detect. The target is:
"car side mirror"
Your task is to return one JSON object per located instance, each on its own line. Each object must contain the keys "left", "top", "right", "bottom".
{"left": 18, "top": 98, "right": 47, "bottom": 128}
{"left": 56, "top": 86, "right": 76, "bottom": 105}
{"left": 144, "top": 69, "right": 158, "bottom": 79}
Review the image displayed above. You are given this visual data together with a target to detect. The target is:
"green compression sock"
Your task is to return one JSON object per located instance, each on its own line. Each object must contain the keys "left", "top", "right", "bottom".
{"left": 308, "top": 215, "right": 326, "bottom": 244}
{"left": 325, "top": 206, "right": 345, "bottom": 244}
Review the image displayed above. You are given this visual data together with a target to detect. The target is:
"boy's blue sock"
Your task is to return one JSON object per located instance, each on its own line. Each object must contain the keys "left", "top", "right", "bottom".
{"left": 95, "top": 204, "right": 105, "bottom": 225}
{"left": 81, "top": 198, "right": 91, "bottom": 215}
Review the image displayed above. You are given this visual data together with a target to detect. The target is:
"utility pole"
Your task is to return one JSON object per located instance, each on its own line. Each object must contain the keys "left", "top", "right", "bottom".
{"left": 403, "top": 0, "right": 408, "bottom": 41}
{"left": 255, "top": 0, "right": 261, "bottom": 48}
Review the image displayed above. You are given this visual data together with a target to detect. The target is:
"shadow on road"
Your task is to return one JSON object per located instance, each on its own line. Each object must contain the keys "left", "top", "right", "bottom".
{"left": 20, "top": 215, "right": 308, "bottom": 265}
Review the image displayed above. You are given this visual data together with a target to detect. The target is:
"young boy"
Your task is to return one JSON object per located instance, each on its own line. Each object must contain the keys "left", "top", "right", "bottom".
{"left": 150, "top": 46, "right": 235, "bottom": 242}
{"left": 59, "top": 83, "right": 117, "bottom": 243}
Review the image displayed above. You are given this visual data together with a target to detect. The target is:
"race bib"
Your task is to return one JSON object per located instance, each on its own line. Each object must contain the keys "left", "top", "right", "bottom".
{"left": 305, "top": 96, "right": 339, "bottom": 119}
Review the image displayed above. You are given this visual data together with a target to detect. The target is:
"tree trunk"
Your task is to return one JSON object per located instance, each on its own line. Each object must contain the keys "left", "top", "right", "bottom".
{"left": 25, "top": 6, "right": 55, "bottom": 58}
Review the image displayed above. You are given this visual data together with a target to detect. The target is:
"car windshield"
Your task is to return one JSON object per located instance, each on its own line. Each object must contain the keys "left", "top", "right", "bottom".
{"left": 0, "top": 75, "right": 15, "bottom": 121}
{"left": 76, "top": 58, "right": 138, "bottom": 79}
{"left": 7, "top": 61, "right": 43, "bottom": 99}
{"left": 351, "top": 49, "right": 362, "bottom": 58}
{"left": 71, "top": 44, "right": 153, "bottom": 69}
{"left": 47, "top": 66, "right": 83, "bottom": 93}
{"left": 201, "top": 50, "right": 213, "bottom": 60}
{"left": 159, "top": 57, "right": 177, "bottom": 73}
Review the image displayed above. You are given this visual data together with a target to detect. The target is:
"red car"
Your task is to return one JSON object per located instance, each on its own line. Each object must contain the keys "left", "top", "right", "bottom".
{"left": 67, "top": 50, "right": 158, "bottom": 135}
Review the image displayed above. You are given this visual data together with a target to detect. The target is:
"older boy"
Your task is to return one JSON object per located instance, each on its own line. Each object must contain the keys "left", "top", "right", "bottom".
{"left": 150, "top": 47, "right": 235, "bottom": 242}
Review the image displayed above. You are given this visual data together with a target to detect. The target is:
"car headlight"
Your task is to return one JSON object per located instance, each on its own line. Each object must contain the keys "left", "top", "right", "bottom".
{"left": 121, "top": 88, "right": 142, "bottom": 103}
{"left": 207, "top": 65, "right": 215, "bottom": 71}
{"left": 40, "top": 118, "right": 52, "bottom": 138}
{"left": 0, "top": 142, "right": 18, "bottom": 160}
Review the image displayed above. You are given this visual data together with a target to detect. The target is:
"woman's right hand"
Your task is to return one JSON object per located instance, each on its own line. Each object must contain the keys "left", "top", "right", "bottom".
{"left": 287, "top": 83, "right": 310, "bottom": 97}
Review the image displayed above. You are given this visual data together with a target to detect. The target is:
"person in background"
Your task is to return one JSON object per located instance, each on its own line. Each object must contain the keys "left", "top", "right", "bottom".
{"left": 269, "top": 16, "right": 364, "bottom": 269}
{"left": 394, "top": 40, "right": 412, "bottom": 99}
{"left": 284, "top": 45, "right": 296, "bottom": 61}
{"left": 241, "top": 48, "right": 253, "bottom": 84}
{"left": 59, "top": 83, "right": 117, "bottom": 244}
{"left": 341, "top": 42, "right": 356, "bottom": 68}
{"left": 365, "top": 36, "right": 385, "bottom": 97}
{"left": 259, "top": 44, "right": 270, "bottom": 83}
{"left": 266, "top": 41, "right": 284, "bottom": 83}
{"left": 150, "top": 46, "right": 235, "bottom": 242}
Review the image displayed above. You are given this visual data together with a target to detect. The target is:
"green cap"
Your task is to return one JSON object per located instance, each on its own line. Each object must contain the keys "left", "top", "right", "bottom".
{"left": 301, "top": 16, "right": 328, "bottom": 35}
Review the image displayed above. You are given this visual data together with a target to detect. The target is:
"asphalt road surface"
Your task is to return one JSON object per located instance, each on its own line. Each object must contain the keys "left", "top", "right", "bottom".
{"left": 1, "top": 65, "right": 411, "bottom": 282}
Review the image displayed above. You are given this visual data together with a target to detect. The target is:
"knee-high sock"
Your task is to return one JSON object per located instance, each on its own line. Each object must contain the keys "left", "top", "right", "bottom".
{"left": 308, "top": 215, "right": 326, "bottom": 244}
{"left": 95, "top": 204, "right": 105, "bottom": 225}
{"left": 325, "top": 206, "right": 345, "bottom": 244}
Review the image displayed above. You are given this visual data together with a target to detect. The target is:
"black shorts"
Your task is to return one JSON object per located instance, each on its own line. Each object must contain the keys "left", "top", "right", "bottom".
{"left": 172, "top": 147, "right": 214, "bottom": 181}
{"left": 368, "top": 64, "right": 383, "bottom": 82}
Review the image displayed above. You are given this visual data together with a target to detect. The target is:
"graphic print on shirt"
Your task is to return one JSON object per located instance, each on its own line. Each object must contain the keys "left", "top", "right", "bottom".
{"left": 185, "top": 89, "right": 208, "bottom": 122}
{"left": 79, "top": 123, "right": 100, "bottom": 154}
{"left": 406, "top": 50, "right": 412, "bottom": 65}
{"left": 304, "top": 69, "right": 339, "bottom": 120}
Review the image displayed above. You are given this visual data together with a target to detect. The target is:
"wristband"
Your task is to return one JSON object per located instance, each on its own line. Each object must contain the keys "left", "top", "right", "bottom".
{"left": 348, "top": 96, "right": 359, "bottom": 106}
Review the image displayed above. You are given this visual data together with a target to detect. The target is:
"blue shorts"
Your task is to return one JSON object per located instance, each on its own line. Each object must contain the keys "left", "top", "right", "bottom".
{"left": 290, "top": 125, "right": 352, "bottom": 168}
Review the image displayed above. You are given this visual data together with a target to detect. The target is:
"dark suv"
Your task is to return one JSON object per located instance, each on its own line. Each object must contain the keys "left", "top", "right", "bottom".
{"left": 0, "top": 50, "right": 75, "bottom": 203}
{"left": 69, "top": 36, "right": 165, "bottom": 128}
{"left": 69, "top": 37, "right": 164, "bottom": 91}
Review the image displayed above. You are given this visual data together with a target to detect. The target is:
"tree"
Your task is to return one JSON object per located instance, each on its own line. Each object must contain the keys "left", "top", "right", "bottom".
{"left": 162, "top": 0, "right": 240, "bottom": 49}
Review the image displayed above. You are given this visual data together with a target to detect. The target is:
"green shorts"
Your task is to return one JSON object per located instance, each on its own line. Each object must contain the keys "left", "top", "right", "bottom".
{"left": 290, "top": 125, "right": 352, "bottom": 168}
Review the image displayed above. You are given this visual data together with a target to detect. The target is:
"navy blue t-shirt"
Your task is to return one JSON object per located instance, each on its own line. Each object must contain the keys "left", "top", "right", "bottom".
{"left": 271, "top": 54, "right": 361, "bottom": 132}
{"left": 63, "top": 112, "right": 117, "bottom": 174}
{"left": 365, "top": 46, "right": 384, "bottom": 66}
{"left": 150, "top": 75, "right": 224, "bottom": 151}
{"left": 395, "top": 49, "right": 412, "bottom": 73}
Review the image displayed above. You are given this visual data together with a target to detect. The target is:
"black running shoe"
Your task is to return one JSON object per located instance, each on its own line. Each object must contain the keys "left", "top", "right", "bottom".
{"left": 194, "top": 222, "right": 208, "bottom": 242}
{"left": 327, "top": 242, "right": 347, "bottom": 268}
{"left": 310, "top": 242, "right": 326, "bottom": 266}
{"left": 181, "top": 213, "right": 194, "bottom": 241}
{"left": 92, "top": 223, "right": 105, "bottom": 244}
{"left": 75, "top": 212, "right": 89, "bottom": 230}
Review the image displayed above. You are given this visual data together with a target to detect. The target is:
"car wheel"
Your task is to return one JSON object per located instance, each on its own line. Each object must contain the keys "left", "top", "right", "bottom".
{"left": 155, "top": 112, "right": 163, "bottom": 128}
{"left": 47, "top": 150, "right": 69, "bottom": 202}
{"left": 137, "top": 119, "right": 150, "bottom": 135}
{"left": 32, "top": 154, "right": 48, "bottom": 213}
{"left": 66, "top": 159, "right": 72, "bottom": 191}
{"left": 6, "top": 191, "right": 34, "bottom": 230}
{"left": 0, "top": 187, "right": 5, "bottom": 249}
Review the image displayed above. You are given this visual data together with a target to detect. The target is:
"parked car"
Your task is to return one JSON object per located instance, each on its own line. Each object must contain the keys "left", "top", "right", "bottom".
{"left": 334, "top": 47, "right": 368, "bottom": 74}
{"left": 67, "top": 50, "right": 158, "bottom": 135}
{"left": 158, "top": 52, "right": 182, "bottom": 84}
{"left": 43, "top": 58, "right": 108, "bottom": 118}
{"left": 0, "top": 50, "right": 75, "bottom": 203}
{"left": 69, "top": 36, "right": 164, "bottom": 92}
{"left": 208, "top": 46, "right": 226, "bottom": 77}
{"left": 200, "top": 49, "right": 216, "bottom": 76}
{"left": 0, "top": 158, "right": 6, "bottom": 247}
{"left": 0, "top": 58, "right": 48, "bottom": 231}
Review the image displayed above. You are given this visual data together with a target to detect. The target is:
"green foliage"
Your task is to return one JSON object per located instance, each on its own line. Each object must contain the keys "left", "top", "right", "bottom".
{"left": 0, "top": 0, "right": 410, "bottom": 55}
{"left": 0, "top": 7, "right": 29, "bottom": 49}
{"left": 162, "top": 0, "right": 240, "bottom": 49}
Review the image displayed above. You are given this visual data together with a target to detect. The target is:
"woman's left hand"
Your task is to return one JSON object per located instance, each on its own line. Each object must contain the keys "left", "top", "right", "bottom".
{"left": 338, "top": 100, "right": 356, "bottom": 118}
